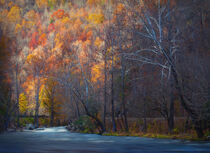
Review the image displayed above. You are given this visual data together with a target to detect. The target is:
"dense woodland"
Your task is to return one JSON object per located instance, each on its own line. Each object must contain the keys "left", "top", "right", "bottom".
{"left": 0, "top": 0, "right": 210, "bottom": 138}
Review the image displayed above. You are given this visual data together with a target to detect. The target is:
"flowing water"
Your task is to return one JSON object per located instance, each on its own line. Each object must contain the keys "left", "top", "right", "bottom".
{"left": 0, "top": 127, "right": 210, "bottom": 153}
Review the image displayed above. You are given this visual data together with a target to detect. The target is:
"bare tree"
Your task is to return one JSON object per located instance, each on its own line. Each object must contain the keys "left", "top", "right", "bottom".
{"left": 124, "top": 0, "right": 206, "bottom": 137}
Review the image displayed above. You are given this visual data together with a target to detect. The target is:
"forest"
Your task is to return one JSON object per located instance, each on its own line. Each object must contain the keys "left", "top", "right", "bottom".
{"left": 0, "top": 0, "right": 210, "bottom": 140}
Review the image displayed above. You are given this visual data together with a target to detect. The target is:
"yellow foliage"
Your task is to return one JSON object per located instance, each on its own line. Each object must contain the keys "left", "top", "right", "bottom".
{"left": 0, "top": 10, "right": 8, "bottom": 23}
{"left": 114, "top": 55, "right": 120, "bottom": 64}
{"left": 55, "top": 33, "right": 64, "bottom": 49}
{"left": 26, "top": 21, "right": 35, "bottom": 29}
{"left": 0, "top": 0, "right": 5, "bottom": 5}
{"left": 7, "top": 6, "right": 21, "bottom": 23}
{"left": 15, "top": 24, "right": 22, "bottom": 33}
{"left": 8, "top": 1, "right": 14, "bottom": 7}
{"left": 88, "top": 13, "right": 104, "bottom": 24}
{"left": 91, "top": 62, "right": 104, "bottom": 82}
{"left": 21, "top": 19, "right": 26, "bottom": 27}
{"left": 87, "top": 0, "right": 96, "bottom": 6}
{"left": 36, "top": 0, "right": 48, "bottom": 9}
{"left": 19, "top": 93, "right": 29, "bottom": 114}
{"left": 107, "top": 47, "right": 112, "bottom": 55}
{"left": 49, "top": 0, "right": 57, "bottom": 6}
{"left": 39, "top": 85, "right": 46, "bottom": 109}
{"left": 61, "top": 17, "right": 70, "bottom": 24}
{"left": 74, "top": 18, "right": 82, "bottom": 29}
{"left": 40, "top": 79, "right": 61, "bottom": 114}
{"left": 27, "top": 51, "right": 43, "bottom": 64}
{"left": 87, "top": 0, "right": 106, "bottom": 6}
{"left": 94, "top": 37, "right": 104, "bottom": 48}
{"left": 26, "top": 54, "right": 36, "bottom": 64}
{"left": 25, "top": 10, "right": 37, "bottom": 21}
{"left": 116, "top": 3, "right": 125, "bottom": 13}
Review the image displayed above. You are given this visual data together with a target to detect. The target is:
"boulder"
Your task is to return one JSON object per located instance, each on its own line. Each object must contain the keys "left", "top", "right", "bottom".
{"left": 26, "top": 124, "right": 35, "bottom": 130}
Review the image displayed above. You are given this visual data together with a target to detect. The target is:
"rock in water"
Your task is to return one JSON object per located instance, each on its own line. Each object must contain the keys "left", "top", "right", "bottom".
{"left": 26, "top": 124, "right": 35, "bottom": 130}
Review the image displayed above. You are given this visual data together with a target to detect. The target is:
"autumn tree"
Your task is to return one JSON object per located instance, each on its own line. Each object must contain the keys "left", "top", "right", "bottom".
{"left": 26, "top": 45, "right": 48, "bottom": 127}
{"left": 19, "top": 92, "right": 29, "bottom": 115}
{"left": 40, "top": 79, "right": 60, "bottom": 126}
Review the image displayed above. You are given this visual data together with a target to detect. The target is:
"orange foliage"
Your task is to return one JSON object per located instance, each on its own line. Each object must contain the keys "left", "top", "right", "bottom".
{"left": 51, "top": 9, "right": 66, "bottom": 19}
{"left": 0, "top": 0, "right": 5, "bottom": 5}
{"left": 38, "top": 33, "right": 47, "bottom": 46}
{"left": 115, "top": 3, "right": 125, "bottom": 13}
{"left": 48, "top": 23, "right": 55, "bottom": 32}
{"left": 36, "top": 0, "right": 48, "bottom": 9}
{"left": 91, "top": 62, "right": 104, "bottom": 83}
{"left": 7, "top": 6, "right": 21, "bottom": 23}
{"left": 79, "top": 31, "right": 92, "bottom": 42}
{"left": 25, "top": 10, "right": 38, "bottom": 21}
{"left": 29, "top": 32, "right": 39, "bottom": 49}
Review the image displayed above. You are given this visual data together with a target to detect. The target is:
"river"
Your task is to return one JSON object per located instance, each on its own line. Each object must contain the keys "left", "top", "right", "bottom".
{"left": 0, "top": 127, "right": 209, "bottom": 153}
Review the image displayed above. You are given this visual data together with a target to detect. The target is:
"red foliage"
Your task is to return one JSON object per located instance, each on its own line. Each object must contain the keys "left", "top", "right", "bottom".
{"left": 29, "top": 32, "right": 39, "bottom": 49}
{"left": 79, "top": 31, "right": 92, "bottom": 42}
{"left": 51, "top": 9, "right": 65, "bottom": 19}
{"left": 48, "top": 23, "right": 55, "bottom": 32}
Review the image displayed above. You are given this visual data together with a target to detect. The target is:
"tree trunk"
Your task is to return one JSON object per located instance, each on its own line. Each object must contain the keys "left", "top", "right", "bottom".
{"left": 121, "top": 56, "right": 128, "bottom": 131}
{"left": 80, "top": 98, "right": 105, "bottom": 134}
{"left": 194, "top": 120, "right": 204, "bottom": 138}
{"left": 111, "top": 52, "right": 117, "bottom": 132}
{"left": 103, "top": 50, "right": 107, "bottom": 131}
{"left": 171, "top": 67, "right": 204, "bottom": 138}
{"left": 72, "top": 95, "right": 80, "bottom": 118}
{"left": 75, "top": 101, "right": 80, "bottom": 118}
{"left": 168, "top": 74, "right": 174, "bottom": 133}
{"left": 15, "top": 63, "right": 20, "bottom": 128}
{"left": 142, "top": 100, "right": 147, "bottom": 133}
{"left": 4, "top": 106, "right": 10, "bottom": 130}
{"left": 50, "top": 96, "right": 54, "bottom": 127}
{"left": 34, "top": 77, "right": 40, "bottom": 128}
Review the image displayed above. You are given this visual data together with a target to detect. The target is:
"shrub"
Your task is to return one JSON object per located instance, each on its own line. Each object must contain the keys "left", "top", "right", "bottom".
{"left": 73, "top": 115, "right": 96, "bottom": 133}
{"left": 19, "top": 117, "right": 34, "bottom": 127}
{"left": 173, "top": 128, "right": 179, "bottom": 134}
{"left": 39, "top": 118, "right": 49, "bottom": 126}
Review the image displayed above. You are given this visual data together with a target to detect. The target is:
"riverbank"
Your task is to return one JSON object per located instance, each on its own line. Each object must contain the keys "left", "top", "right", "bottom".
{"left": 66, "top": 126, "right": 210, "bottom": 142}
{"left": 102, "top": 132, "right": 210, "bottom": 141}
{"left": 66, "top": 116, "right": 210, "bottom": 141}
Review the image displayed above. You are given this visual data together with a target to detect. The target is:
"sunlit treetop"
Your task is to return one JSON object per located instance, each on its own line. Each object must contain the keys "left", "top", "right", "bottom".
{"left": 88, "top": 13, "right": 104, "bottom": 24}
{"left": 94, "top": 37, "right": 104, "bottom": 49}
{"left": 91, "top": 62, "right": 104, "bottom": 83}
{"left": 29, "top": 31, "right": 39, "bottom": 50}
{"left": 15, "top": 23, "right": 22, "bottom": 33}
{"left": 25, "top": 10, "right": 38, "bottom": 22}
{"left": 7, "top": 6, "right": 21, "bottom": 23}
{"left": 38, "top": 33, "right": 47, "bottom": 46}
{"left": 36, "top": 0, "right": 48, "bottom": 9}
{"left": 115, "top": 3, "right": 125, "bottom": 13}
{"left": 0, "top": 0, "right": 5, "bottom": 5}
{"left": 51, "top": 9, "right": 66, "bottom": 19}
{"left": 87, "top": 0, "right": 107, "bottom": 7}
